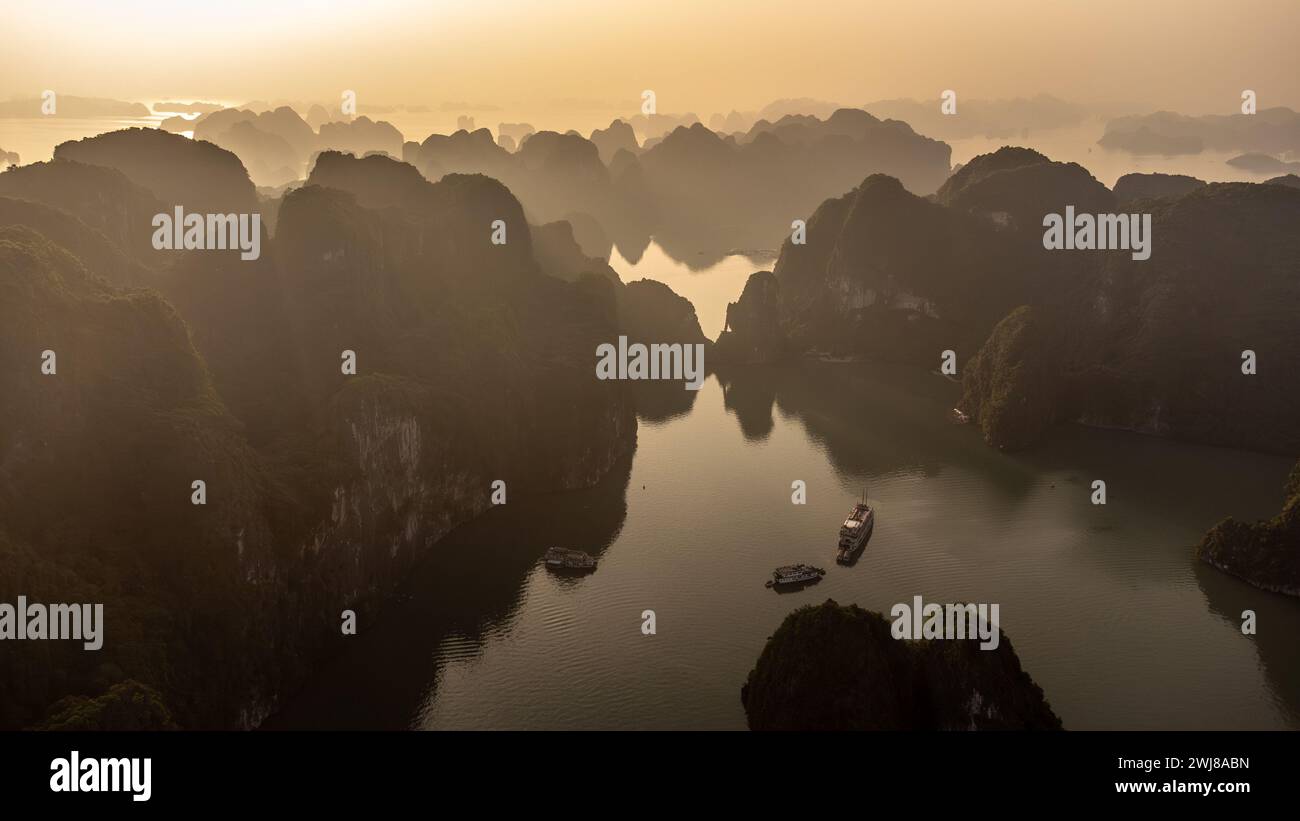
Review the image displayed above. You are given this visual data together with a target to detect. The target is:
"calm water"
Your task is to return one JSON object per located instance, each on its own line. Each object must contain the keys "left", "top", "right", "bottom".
{"left": 271, "top": 356, "right": 1300, "bottom": 730}
{"left": 609, "top": 242, "right": 774, "bottom": 339}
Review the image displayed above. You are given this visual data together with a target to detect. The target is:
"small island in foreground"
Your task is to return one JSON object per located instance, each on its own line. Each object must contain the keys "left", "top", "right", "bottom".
{"left": 1198, "top": 461, "right": 1300, "bottom": 597}
{"left": 742, "top": 600, "right": 1062, "bottom": 730}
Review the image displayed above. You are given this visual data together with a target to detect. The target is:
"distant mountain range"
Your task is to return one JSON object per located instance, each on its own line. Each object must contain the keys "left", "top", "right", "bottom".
{"left": 1099, "top": 107, "right": 1300, "bottom": 157}
{"left": 863, "top": 94, "right": 1090, "bottom": 139}
{"left": 0, "top": 95, "right": 150, "bottom": 118}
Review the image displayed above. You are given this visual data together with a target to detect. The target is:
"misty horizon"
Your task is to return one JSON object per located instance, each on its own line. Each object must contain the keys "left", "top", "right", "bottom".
{"left": 1, "top": 4, "right": 1297, "bottom": 805}
{"left": 4, "top": 0, "right": 1299, "bottom": 118}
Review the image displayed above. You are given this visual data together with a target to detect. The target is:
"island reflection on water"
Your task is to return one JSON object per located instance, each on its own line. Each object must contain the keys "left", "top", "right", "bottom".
{"left": 269, "top": 348, "right": 1300, "bottom": 731}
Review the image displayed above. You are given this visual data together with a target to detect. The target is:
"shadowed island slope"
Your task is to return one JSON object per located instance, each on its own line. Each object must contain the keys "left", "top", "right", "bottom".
{"left": 959, "top": 180, "right": 1300, "bottom": 456}
{"left": 711, "top": 147, "right": 1300, "bottom": 460}
{"left": 0, "top": 129, "right": 645, "bottom": 729}
{"left": 741, "top": 600, "right": 1061, "bottom": 730}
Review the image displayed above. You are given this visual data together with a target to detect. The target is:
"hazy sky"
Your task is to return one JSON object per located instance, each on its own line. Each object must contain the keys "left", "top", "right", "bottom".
{"left": 4, "top": 0, "right": 1298, "bottom": 119}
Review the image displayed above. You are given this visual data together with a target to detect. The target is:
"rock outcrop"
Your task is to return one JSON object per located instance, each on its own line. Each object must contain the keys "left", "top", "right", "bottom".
{"left": 1198, "top": 462, "right": 1300, "bottom": 596}
{"left": 531, "top": 220, "right": 621, "bottom": 285}
{"left": 958, "top": 306, "right": 1066, "bottom": 450}
{"left": 589, "top": 119, "right": 640, "bottom": 165}
{"left": 1100, "top": 107, "right": 1300, "bottom": 157}
{"left": 714, "top": 271, "right": 786, "bottom": 364}
{"left": 1113, "top": 172, "right": 1207, "bottom": 203}
{"left": 741, "top": 600, "right": 1061, "bottom": 730}
{"left": 772, "top": 171, "right": 1018, "bottom": 364}
{"left": 54, "top": 128, "right": 258, "bottom": 215}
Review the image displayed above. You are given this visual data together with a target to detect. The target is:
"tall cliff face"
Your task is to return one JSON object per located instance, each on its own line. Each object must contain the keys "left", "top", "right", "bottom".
{"left": 0, "top": 227, "right": 283, "bottom": 730}
{"left": 0, "top": 140, "right": 638, "bottom": 729}
{"left": 959, "top": 306, "right": 1067, "bottom": 450}
{"left": 741, "top": 600, "right": 1061, "bottom": 730}
{"left": 531, "top": 219, "right": 622, "bottom": 286}
{"left": 229, "top": 157, "right": 638, "bottom": 726}
{"left": 616, "top": 279, "right": 711, "bottom": 349}
{"left": 962, "top": 182, "right": 1300, "bottom": 454}
{"left": 714, "top": 270, "right": 785, "bottom": 365}
{"left": 258, "top": 152, "right": 674, "bottom": 445}
{"left": 771, "top": 173, "right": 1019, "bottom": 363}
{"left": 753, "top": 147, "right": 1300, "bottom": 456}
{"left": 766, "top": 148, "right": 1116, "bottom": 366}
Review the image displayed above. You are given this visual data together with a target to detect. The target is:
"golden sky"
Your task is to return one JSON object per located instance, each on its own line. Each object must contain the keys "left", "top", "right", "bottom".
{"left": 4, "top": 0, "right": 1298, "bottom": 120}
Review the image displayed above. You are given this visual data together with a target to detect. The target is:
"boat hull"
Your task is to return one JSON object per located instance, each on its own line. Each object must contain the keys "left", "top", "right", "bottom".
{"left": 765, "top": 565, "right": 827, "bottom": 589}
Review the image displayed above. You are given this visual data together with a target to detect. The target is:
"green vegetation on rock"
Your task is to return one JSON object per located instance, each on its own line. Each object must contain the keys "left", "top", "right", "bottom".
{"left": 34, "top": 680, "right": 179, "bottom": 731}
{"left": 959, "top": 305, "right": 1066, "bottom": 450}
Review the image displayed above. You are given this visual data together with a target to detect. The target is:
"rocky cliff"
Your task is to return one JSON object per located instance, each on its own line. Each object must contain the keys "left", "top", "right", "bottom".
{"left": 0, "top": 134, "right": 638, "bottom": 729}
{"left": 770, "top": 171, "right": 1020, "bottom": 363}
{"left": 713, "top": 271, "right": 785, "bottom": 365}
{"left": 958, "top": 306, "right": 1067, "bottom": 450}
{"left": 961, "top": 181, "right": 1300, "bottom": 454}
{"left": 747, "top": 147, "right": 1300, "bottom": 456}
